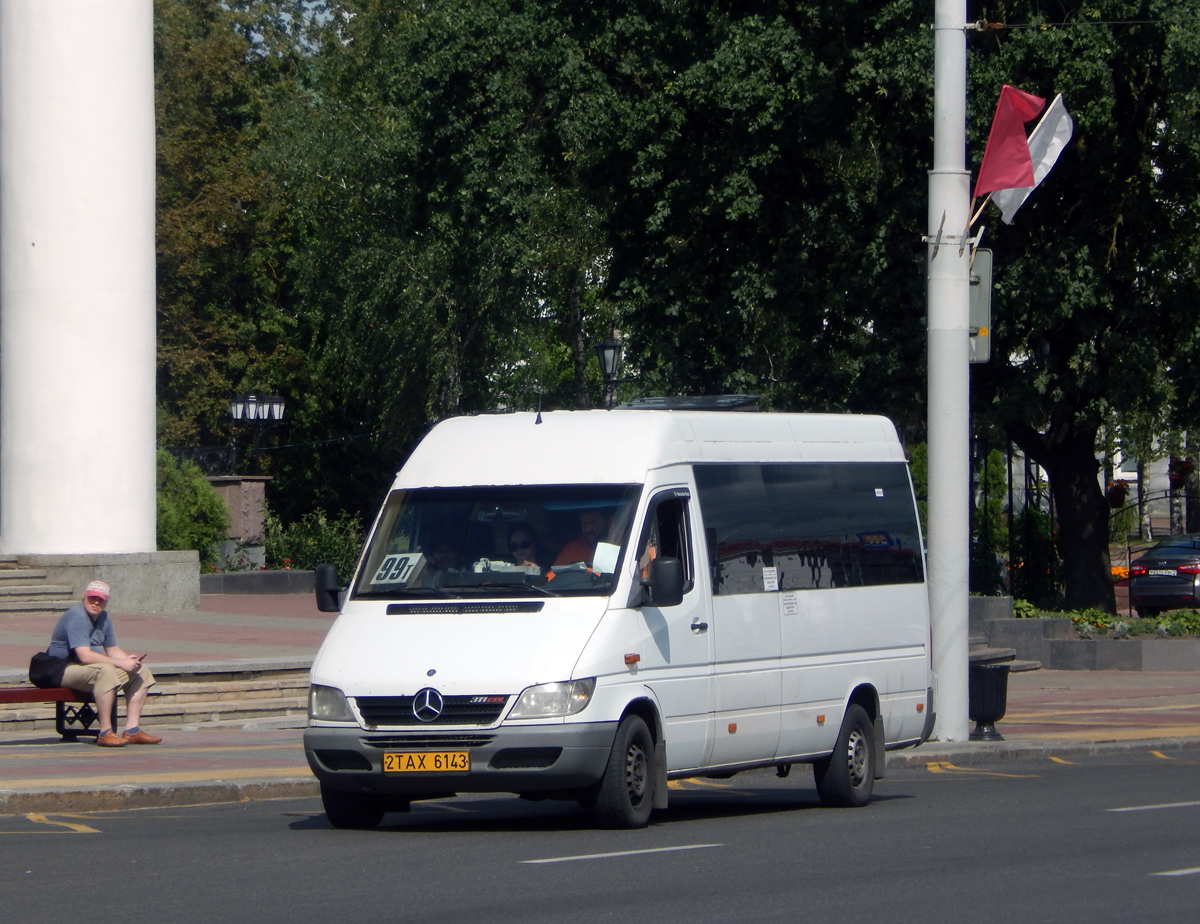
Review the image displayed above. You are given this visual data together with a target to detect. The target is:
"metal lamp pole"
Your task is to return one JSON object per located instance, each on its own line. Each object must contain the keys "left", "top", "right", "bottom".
{"left": 926, "top": 0, "right": 971, "bottom": 741}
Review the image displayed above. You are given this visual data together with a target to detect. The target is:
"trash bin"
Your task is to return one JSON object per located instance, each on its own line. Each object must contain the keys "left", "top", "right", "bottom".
{"left": 968, "top": 661, "right": 1010, "bottom": 741}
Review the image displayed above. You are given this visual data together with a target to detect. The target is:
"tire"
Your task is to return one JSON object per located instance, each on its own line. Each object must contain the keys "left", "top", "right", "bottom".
{"left": 594, "top": 715, "right": 655, "bottom": 829}
{"left": 321, "top": 784, "right": 386, "bottom": 830}
{"left": 813, "top": 704, "right": 875, "bottom": 808}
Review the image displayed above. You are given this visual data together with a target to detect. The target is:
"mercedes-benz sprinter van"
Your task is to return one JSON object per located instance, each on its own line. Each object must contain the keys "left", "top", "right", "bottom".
{"left": 304, "top": 410, "right": 934, "bottom": 828}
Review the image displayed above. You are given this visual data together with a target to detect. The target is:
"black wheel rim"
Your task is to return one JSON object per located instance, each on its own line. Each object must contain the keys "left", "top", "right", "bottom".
{"left": 625, "top": 737, "right": 648, "bottom": 804}
{"left": 846, "top": 726, "right": 868, "bottom": 788}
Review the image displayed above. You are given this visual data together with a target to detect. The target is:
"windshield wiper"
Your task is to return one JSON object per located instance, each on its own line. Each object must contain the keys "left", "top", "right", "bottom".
{"left": 438, "top": 580, "right": 561, "bottom": 597}
{"left": 353, "top": 587, "right": 455, "bottom": 599}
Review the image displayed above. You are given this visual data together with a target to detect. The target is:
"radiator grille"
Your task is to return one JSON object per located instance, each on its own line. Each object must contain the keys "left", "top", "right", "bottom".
{"left": 356, "top": 695, "right": 509, "bottom": 727}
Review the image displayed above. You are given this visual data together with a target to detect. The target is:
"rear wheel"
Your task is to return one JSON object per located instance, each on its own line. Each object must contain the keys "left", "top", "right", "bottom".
{"left": 594, "top": 715, "right": 655, "bottom": 829}
{"left": 813, "top": 704, "right": 875, "bottom": 808}
{"left": 321, "top": 784, "right": 385, "bottom": 830}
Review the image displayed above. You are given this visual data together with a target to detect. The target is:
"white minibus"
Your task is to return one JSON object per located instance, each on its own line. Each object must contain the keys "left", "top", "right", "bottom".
{"left": 304, "top": 409, "right": 935, "bottom": 828}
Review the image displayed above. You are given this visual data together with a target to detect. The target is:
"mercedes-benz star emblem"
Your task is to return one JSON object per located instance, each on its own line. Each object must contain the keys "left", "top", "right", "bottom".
{"left": 412, "top": 687, "right": 444, "bottom": 723}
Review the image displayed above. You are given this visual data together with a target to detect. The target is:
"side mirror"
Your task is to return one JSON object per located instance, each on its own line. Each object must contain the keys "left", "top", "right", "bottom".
{"left": 315, "top": 563, "right": 343, "bottom": 613}
{"left": 644, "top": 556, "right": 684, "bottom": 608}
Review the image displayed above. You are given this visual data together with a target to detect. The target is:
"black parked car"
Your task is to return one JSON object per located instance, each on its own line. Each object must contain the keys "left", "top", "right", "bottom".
{"left": 1129, "top": 535, "right": 1200, "bottom": 618}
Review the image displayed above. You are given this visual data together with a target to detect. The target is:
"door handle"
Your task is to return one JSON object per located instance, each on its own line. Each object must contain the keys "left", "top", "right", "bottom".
{"left": 691, "top": 620, "right": 709, "bottom": 632}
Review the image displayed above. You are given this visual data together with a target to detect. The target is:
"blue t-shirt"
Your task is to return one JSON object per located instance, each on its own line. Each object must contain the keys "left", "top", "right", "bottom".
{"left": 46, "top": 602, "right": 116, "bottom": 660}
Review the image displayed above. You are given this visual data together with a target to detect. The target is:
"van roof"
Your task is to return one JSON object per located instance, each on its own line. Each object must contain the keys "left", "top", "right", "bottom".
{"left": 394, "top": 410, "right": 907, "bottom": 488}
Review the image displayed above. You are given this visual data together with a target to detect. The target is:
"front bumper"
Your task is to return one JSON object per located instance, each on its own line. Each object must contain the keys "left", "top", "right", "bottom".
{"left": 304, "top": 721, "right": 618, "bottom": 796}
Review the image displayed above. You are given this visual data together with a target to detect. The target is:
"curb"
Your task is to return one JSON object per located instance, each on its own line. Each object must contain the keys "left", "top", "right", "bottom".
{"left": 0, "top": 777, "right": 319, "bottom": 815}
{"left": 885, "top": 735, "right": 1200, "bottom": 768}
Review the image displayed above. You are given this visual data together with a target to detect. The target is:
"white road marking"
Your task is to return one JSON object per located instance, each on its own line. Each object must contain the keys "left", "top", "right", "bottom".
{"left": 1151, "top": 866, "right": 1200, "bottom": 877}
{"left": 523, "top": 843, "right": 723, "bottom": 865}
{"left": 1108, "top": 800, "right": 1200, "bottom": 813}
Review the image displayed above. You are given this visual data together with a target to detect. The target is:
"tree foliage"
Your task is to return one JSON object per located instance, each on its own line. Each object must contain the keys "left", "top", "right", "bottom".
{"left": 153, "top": 1, "right": 1200, "bottom": 611}
{"left": 969, "top": 1, "right": 1200, "bottom": 609}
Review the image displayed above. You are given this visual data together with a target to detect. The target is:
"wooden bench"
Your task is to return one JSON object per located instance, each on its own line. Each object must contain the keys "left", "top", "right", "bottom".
{"left": 0, "top": 685, "right": 118, "bottom": 741}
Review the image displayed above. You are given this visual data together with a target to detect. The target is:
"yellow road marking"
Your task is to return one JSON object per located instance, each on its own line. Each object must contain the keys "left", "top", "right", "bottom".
{"left": 1049, "top": 757, "right": 1075, "bottom": 765}
{"left": 924, "top": 761, "right": 1036, "bottom": 778}
{"left": 678, "top": 777, "right": 733, "bottom": 789}
{"left": 1150, "top": 750, "right": 1173, "bottom": 760}
{"left": 0, "top": 766, "right": 310, "bottom": 790}
{"left": 23, "top": 813, "right": 100, "bottom": 833}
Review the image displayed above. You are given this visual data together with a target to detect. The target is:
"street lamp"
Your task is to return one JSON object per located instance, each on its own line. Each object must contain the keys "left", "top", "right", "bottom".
{"left": 228, "top": 393, "right": 286, "bottom": 473}
{"left": 595, "top": 337, "right": 624, "bottom": 410}
{"left": 229, "top": 393, "right": 285, "bottom": 423}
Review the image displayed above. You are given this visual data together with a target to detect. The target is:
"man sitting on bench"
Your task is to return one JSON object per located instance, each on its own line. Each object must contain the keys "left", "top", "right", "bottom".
{"left": 47, "top": 580, "right": 162, "bottom": 747}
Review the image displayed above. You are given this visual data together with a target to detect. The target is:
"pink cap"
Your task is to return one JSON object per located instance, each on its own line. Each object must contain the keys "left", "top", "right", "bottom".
{"left": 84, "top": 580, "right": 110, "bottom": 601}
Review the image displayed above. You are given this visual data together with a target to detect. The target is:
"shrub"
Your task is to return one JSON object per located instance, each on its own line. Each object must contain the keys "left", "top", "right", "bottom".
{"left": 156, "top": 450, "right": 231, "bottom": 569}
{"left": 1013, "top": 600, "right": 1200, "bottom": 638}
{"left": 263, "top": 509, "right": 363, "bottom": 577}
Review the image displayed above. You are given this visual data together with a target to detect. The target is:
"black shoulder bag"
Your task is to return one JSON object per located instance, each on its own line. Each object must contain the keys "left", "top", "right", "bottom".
{"left": 29, "top": 651, "right": 69, "bottom": 688}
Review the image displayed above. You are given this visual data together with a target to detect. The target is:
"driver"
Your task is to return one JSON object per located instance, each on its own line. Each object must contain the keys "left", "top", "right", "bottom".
{"left": 554, "top": 509, "right": 612, "bottom": 566}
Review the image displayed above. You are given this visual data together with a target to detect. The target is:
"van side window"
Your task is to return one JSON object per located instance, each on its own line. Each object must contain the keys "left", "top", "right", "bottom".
{"left": 637, "top": 493, "right": 694, "bottom": 594}
{"left": 694, "top": 462, "right": 924, "bottom": 595}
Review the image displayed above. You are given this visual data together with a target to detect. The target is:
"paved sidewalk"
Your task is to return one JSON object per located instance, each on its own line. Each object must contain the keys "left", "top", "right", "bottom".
{"left": 3, "top": 595, "right": 1200, "bottom": 813}
{"left": 0, "top": 594, "right": 335, "bottom": 675}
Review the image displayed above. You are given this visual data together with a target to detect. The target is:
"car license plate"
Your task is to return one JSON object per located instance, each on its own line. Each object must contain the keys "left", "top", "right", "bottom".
{"left": 383, "top": 751, "right": 470, "bottom": 773}
{"left": 1150, "top": 569, "right": 1177, "bottom": 576}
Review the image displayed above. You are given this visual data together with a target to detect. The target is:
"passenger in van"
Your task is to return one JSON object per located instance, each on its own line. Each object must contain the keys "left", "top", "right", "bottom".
{"left": 507, "top": 523, "right": 545, "bottom": 572}
{"left": 554, "top": 509, "right": 612, "bottom": 566}
{"left": 418, "top": 536, "right": 462, "bottom": 586}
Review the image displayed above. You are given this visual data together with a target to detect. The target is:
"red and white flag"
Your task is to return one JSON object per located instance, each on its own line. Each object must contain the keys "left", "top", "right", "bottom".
{"left": 973, "top": 85, "right": 1046, "bottom": 199}
{"left": 991, "top": 94, "right": 1074, "bottom": 224}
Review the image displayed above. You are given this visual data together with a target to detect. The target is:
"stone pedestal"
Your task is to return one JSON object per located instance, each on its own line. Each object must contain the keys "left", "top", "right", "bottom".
{"left": 207, "top": 476, "right": 270, "bottom": 571}
{"left": 17, "top": 551, "right": 199, "bottom": 614}
{"left": 207, "top": 476, "right": 270, "bottom": 543}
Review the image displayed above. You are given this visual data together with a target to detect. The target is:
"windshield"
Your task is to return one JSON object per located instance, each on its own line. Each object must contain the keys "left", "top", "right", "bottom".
{"left": 352, "top": 484, "right": 642, "bottom": 600}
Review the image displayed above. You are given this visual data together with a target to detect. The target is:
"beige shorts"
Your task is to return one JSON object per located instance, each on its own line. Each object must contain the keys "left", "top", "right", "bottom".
{"left": 62, "top": 662, "right": 156, "bottom": 698}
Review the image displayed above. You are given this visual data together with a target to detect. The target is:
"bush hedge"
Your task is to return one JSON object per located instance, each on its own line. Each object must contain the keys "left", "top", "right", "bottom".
{"left": 156, "top": 450, "right": 231, "bottom": 569}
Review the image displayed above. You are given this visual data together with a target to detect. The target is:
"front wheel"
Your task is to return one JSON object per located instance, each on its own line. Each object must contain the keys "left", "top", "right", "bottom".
{"left": 321, "top": 784, "right": 386, "bottom": 830}
{"left": 594, "top": 715, "right": 655, "bottom": 829}
{"left": 813, "top": 704, "right": 875, "bottom": 808}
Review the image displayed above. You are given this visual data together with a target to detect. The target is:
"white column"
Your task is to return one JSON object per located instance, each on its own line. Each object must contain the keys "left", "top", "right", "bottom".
{"left": 0, "top": 0, "right": 157, "bottom": 554}
{"left": 927, "top": 0, "right": 972, "bottom": 741}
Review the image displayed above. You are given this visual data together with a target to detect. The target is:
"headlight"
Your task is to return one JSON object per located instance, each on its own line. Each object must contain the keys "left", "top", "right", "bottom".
{"left": 308, "top": 684, "right": 355, "bottom": 722}
{"left": 508, "top": 678, "right": 596, "bottom": 718}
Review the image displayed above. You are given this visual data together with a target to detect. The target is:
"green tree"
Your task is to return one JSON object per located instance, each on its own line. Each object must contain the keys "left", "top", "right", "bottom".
{"left": 261, "top": 0, "right": 624, "bottom": 518}
{"left": 155, "top": 0, "right": 316, "bottom": 452}
{"left": 969, "top": 1, "right": 1200, "bottom": 611}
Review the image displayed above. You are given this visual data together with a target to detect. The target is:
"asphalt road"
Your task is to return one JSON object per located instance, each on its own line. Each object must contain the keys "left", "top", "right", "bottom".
{"left": 3, "top": 750, "right": 1199, "bottom": 924}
